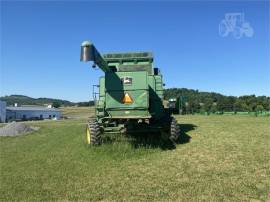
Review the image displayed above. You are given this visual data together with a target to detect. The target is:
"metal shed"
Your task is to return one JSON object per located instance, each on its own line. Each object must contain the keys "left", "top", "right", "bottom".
{"left": 6, "top": 106, "right": 61, "bottom": 122}
{"left": 0, "top": 101, "right": 7, "bottom": 123}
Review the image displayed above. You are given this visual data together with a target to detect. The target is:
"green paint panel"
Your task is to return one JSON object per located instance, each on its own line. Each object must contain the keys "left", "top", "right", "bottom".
{"left": 107, "top": 109, "right": 150, "bottom": 118}
{"left": 105, "top": 71, "right": 148, "bottom": 91}
{"left": 118, "top": 64, "right": 152, "bottom": 74}
{"left": 104, "top": 72, "right": 149, "bottom": 117}
{"left": 106, "top": 89, "right": 148, "bottom": 110}
{"left": 99, "top": 77, "right": 105, "bottom": 98}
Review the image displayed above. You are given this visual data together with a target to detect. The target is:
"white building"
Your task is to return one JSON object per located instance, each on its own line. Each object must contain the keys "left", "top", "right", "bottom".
{"left": 6, "top": 106, "right": 61, "bottom": 122}
{"left": 0, "top": 101, "right": 7, "bottom": 123}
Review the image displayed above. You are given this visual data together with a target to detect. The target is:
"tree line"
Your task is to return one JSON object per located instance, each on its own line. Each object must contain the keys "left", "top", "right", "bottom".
{"left": 2, "top": 90, "right": 269, "bottom": 113}
{"left": 0, "top": 95, "right": 74, "bottom": 107}
{"left": 164, "top": 88, "right": 270, "bottom": 114}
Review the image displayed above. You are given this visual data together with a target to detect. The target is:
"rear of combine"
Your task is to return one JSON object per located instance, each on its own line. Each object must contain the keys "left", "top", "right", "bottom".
{"left": 80, "top": 41, "right": 180, "bottom": 145}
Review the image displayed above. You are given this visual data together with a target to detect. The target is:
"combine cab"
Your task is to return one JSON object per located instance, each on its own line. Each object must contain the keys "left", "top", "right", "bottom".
{"left": 80, "top": 41, "right": 180, "bottom": 145}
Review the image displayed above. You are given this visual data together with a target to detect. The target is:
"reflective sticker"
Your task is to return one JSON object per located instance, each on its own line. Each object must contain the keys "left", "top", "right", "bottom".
{"left": 86, "top": 126, "right": 91, "bottom": 144}
{"left": 122, "top": 92, "right": 133, "bottom": 104}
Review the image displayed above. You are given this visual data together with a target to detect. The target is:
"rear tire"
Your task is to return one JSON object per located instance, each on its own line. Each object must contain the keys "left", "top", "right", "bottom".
{"left": 86, "top": 119, "right": 101, "bottom": 145}
{"left": 170, "top": 117, "right": 180, "bottom": 142}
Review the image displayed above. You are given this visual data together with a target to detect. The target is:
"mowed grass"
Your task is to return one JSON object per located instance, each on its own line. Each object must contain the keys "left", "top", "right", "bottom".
{"left": 0, "top": 115, "right": 269, "bottom": 201}
{"left": 60, "top": 107, "right": 94, "bottom": 119}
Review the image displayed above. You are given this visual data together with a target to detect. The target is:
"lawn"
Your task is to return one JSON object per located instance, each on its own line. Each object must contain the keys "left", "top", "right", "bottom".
{"left": 60, "top": 106, "right": 94, "bottom": 119}
{"left": 0, "top": 115, "right": 269, "bottom": 201}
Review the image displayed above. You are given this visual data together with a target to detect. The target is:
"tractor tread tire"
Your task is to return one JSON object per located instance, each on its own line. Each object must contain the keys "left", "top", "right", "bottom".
{"left": 170, "top": 117, "right": 180, "bottom": 142}
{"left": 86, "top": 119, "right": 101, "bottom": 146}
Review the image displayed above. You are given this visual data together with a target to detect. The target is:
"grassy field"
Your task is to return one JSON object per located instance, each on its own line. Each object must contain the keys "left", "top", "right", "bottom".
{"left": 60, "top": 107, "right": 94, "bottom": 119}
{"left": 0, "top": 112, "right": 269, "bottom": 201}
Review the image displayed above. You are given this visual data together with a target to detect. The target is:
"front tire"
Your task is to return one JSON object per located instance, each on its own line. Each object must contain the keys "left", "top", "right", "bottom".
{"left": 85, "top": 120, "right": 101, "bottom": 145}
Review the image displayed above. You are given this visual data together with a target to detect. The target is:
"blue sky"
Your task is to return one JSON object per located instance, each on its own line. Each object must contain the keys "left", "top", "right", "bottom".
{"left": 1, "top": 1, "right": 269, "bottom": 102}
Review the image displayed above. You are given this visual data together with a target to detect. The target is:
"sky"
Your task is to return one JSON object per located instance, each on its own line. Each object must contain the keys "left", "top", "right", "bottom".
{"left": 1, "top": 1, "right": 269, "bottom": 102}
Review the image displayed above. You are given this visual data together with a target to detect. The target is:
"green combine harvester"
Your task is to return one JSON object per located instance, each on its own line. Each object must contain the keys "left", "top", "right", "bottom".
{"left": 80, "top": 41, "right": 180, "bottom": 145}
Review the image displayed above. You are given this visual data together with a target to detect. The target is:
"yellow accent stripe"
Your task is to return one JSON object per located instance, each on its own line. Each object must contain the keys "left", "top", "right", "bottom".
{"left": 86, "top": 126, "right": 91, "bottom": 145}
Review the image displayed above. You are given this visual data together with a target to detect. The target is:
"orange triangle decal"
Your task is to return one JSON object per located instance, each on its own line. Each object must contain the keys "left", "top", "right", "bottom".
{"left": 122, "top": 92, "right": 133, "bottom": 104}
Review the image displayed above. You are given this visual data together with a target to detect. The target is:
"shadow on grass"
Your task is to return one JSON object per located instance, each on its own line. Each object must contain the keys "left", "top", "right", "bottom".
{"left": 177, "top": 124, "right": 197, "bottom": 144}
{"left": 102, "top": 124, "right": 197, "bottom": 150}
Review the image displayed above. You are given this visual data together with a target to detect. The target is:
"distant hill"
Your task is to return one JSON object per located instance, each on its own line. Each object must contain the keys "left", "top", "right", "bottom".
{"left": 0, "top": 95, "right": 74, "bottom": 106}
{"left": 164, "top": 88, "right": 270, "bottom": 113}
{"left": 1, "top": 89, "right": 269, "bottom": 113}
{"left": 164, "top": 88, "right": 225, "bottom": 102}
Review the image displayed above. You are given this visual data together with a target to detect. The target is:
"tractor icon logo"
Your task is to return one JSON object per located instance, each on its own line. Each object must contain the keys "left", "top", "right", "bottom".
{"left": 219, "top": 13, "right": 254, "bottom": 39}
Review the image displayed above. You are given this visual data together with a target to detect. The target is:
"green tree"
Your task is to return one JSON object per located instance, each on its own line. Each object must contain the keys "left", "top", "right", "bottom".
{"left": 163, "top": 88, "right": 270, "bottom": 114}
{"left": 255, "top": 105, "right": 264, "bottom": 112}
{"left": 204, "top": 98, "right": 213, "bottom": 112}
{"left": 210, "top": 104, "right": 218, "bottom": 113}
{"left": 52, "top": 101, "right": 61, "bottom": 108}
{"left": 234, "top": 99, "right": 246, "bottom": 112}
